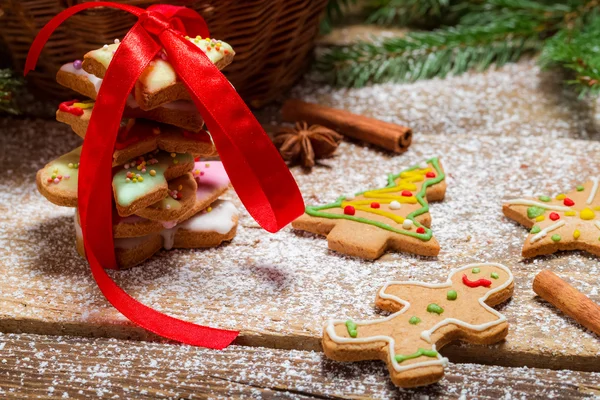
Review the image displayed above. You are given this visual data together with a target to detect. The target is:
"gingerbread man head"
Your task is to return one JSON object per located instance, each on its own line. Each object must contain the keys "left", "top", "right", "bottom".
{"left": 322, "top": 263, "right": 514, "bottom": 388}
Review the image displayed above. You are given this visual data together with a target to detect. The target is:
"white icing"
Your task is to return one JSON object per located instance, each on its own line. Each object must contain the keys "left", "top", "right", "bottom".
{"left": 179, "top": 200, "right": 238, "bottom": 234}
{"left": 60, "top": 63, "right": 102, "bottom": 94}
{"left": 530, "top": 220, "right": 566, "bottom": 243}
{"left": 161, "top": 229, "right": 177, "bottom": 251}
{"left": 389, "top": 200, "right": 402, "bottom": 210}
{"left": 587, "top": 177, "right": 599, "bottom": 204}
{"left": 595, "top": 221, "right": 600, "bottom": 231}
{"left": 505, "top": 199, "right": 570, "bottom": 212}
{"left": 325, "top": 263, "right": 513, "bottom": 373}
{"left": 162, "top": 221, "right": 178, "bottom": 229}
{"left": 402, "top": 219, "right": 413, "bottom": 229}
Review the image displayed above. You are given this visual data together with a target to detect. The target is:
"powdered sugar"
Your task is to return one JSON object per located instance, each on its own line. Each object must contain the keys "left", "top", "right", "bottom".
{"left": 1, "top": 59, "right": 600, "bottom": 375}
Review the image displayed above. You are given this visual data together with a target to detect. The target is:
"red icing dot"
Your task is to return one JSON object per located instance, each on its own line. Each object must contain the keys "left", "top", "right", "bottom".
{"left": 549, "top": 212, "right": 560, "bottom": 221}
{"left": 47, "top": 178, "right": 53, "bottom": 183}
{"left": 426, "top": 171, "right": 436, "bottom": 178}
{"left": 401, "top": 190, "right": 412, "bottom": 197}
{"left": 344, "top": 205, "right": 355, "bottom": 216}
{"left": 416, "top": 227, "right": 425, "bottom": 234}
{"left": 177, "top": 193, "right": 183, "bottom": 199}
{"left": 563, "top": 198, "right": 574, "bottom": 206}
{"left": 370, "top": 202, "right": 380, "bottom": 209}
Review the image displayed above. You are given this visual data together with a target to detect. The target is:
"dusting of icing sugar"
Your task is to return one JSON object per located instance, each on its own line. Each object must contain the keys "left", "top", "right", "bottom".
{"left": 1, "top": 332, "right": 597, "bottom": 398}
{"left": 3, "top": 58, "right": 600, "bottom": 375}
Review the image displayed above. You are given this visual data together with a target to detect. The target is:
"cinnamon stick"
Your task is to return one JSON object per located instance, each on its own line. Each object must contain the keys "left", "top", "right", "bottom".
{"left": 281, "top": 99, "right": 412, "bottom": 153}
{"left": 533, "top": 270, "right": 600, "bottom": 336}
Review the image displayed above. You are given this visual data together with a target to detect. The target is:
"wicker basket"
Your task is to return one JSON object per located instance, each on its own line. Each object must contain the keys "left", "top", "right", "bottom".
{"left": 0, "top": 0, "right": 328, "bottom": 107}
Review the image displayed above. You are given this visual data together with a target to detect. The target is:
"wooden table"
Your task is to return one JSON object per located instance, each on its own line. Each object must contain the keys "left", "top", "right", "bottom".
{"left": 2, "top": 56, "right": 600, "bottom": 398}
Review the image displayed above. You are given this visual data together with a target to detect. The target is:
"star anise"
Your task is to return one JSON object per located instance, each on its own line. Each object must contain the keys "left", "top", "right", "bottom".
{"left": 273, "top": 122, "right": 343, "bottom": 168}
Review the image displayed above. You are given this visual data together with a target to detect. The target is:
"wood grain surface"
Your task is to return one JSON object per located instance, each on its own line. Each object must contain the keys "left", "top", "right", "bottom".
{"left": 0, "top": 332, "right": 599, "bottom": 399}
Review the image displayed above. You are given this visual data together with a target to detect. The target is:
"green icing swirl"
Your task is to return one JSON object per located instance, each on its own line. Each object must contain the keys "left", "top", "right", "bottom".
{"left": 427, "top": 303, "right": 444, "bottom": 315}
{"left": 304, "top": 158, "right": 445, "bottom": 241}
{"left": 394, "top": 348, "right": 438, "bottom": 363}
{"left": 408, "top": 316, "right": 421, "bottom": 325}
{"left": 345, "top": 320, "right": 358, "bottom": 338}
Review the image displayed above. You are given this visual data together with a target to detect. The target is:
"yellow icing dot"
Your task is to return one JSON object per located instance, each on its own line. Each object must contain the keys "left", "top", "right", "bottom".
{"left": 137, "top": 165, "right": 142, "bottom": 171}
{"left": 171, "top": 153, "right": 176, "bottom": 158}
{"left": 556, "top": 194, "right": 566, "bottom": 200}
{"left": 178, "top": 185, "right": 183, "bottom": 191}
{"left": 132, "top": 178, "right": 138, "bottom": 183}
{"left": 595, "top": 206, "right": 600, "bottom": 211}
{"left": 535, "top": 215, "right": 545, "bottom": 222}
{"left": 207, "top": 207, "right": 212, "bottom": 212}
{"left": 573, "top": 230, "right": 581, "bottom": 239}
{"left": 565, "top": 211, "right": 577, "bottom": 216}
{"left": 173, "top": 159, "right": 179, "bottom": 164}
{"left": 580, "top": 208, "right": 595, "bottom": 220}
{"left": 138, "top": 176, "right": 144, "bottom": 182}
{"left": 150, "top": 170, "right": 156, "bottom": 176}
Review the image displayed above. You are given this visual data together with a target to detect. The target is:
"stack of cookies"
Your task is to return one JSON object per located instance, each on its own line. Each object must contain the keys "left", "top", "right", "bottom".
{"left": 37, "top": 37, "right": 239, "bottom": 268}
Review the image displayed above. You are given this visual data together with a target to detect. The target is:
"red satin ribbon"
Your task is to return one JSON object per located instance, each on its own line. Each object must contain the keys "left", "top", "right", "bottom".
{"left": 25, "top": 3, "right": 304, "bottom": 349}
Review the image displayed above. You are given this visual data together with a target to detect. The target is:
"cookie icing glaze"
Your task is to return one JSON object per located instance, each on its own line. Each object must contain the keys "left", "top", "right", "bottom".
{"left": 42, "top": 146, "right": 81, "bottom": 191}
{"left": 60, "top": 62, "right": 102, "bottom": 93}
{"left": 76, "top": 201, "right": 238, "bottom": 251}
{"left": 112, "top": 151, "right": 193, "bottom": 207}
{"left": 305, "top": 158, "right": 444, "bottom": 241}
{"left": 179, "top": 200, "right": 238, "bottom": 235}
{"left": 88, "top": 37, "right": 233, "bottom": 93}
{"left": 192, "top": 161, "right": 231, "bottom": 203}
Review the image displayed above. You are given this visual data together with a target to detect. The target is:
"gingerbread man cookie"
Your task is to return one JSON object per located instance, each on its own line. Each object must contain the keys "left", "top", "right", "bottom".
{"left": 323, "top": 263, "right": 514, "bottom": 388}
{"left": 82, "top": 37, "right": 234, "bottom": 111}
{"left": 504, "top": 178, "right": 600, "bottom": 257}
{"left": 57, "top": 62, "right": 204, "bottom": 132}
{"left": 76, "top": 200, "right": 239, "bottom": 269}
{"left": 293, "top": 158, "right": 446, "bottom": 259}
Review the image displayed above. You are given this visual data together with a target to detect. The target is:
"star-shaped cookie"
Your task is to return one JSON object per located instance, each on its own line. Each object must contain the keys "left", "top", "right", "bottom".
{"left": 503, "top": 178, "right": 600, "bottom": 257}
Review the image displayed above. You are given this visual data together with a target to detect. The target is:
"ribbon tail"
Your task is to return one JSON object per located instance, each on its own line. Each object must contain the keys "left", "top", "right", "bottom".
{"left": 159, "top": 30, "right": 305, "bottom": 232}
{"left": 79, "top": 21, "right": 238, "bottom": 349}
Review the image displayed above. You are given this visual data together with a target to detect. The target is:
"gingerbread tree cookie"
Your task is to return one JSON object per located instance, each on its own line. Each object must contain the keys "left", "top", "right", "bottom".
{"left": 503, "top": 178, "right": 600, "bottom": 257}
{"left": 323, "top": 263, "right": 514, "bottom": 388}
{"left": 292, "top": 158, "right": 446, "bottom": 259}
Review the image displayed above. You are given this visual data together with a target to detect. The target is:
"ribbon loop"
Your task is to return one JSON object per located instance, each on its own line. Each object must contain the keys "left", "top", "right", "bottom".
{"left": 140, "top": 10, "right": 173, "bottom": 37}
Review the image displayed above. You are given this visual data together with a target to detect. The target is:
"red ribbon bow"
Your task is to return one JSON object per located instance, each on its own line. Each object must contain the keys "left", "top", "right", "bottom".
{"left": 25, "top": 2, "right": 304, "bottom": 349}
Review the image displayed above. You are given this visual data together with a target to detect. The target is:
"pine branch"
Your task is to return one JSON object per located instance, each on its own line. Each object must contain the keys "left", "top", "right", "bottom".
{"left": 365, "top": 0, "right": 452, "bottom": 26}
{"left": 0, "top": 69, "right": 22, "bottom": 115}
{"left": 317, "top": 16, "right": 545, "bottom": 87}
{"left": 321, "top": 0, "right": 358, "bottom": 34}
{"left": 539, "top": 11, "right": 600, "bottom": 96}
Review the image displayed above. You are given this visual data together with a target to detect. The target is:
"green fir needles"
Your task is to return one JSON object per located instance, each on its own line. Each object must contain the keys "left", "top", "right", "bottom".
{"left": 319, "top": 0, "right": 600, "bottom": 95}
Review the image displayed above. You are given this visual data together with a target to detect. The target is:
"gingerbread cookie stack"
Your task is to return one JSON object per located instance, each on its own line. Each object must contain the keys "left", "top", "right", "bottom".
{"left": 37, "top": 37, "right": 239, "bottom": 268}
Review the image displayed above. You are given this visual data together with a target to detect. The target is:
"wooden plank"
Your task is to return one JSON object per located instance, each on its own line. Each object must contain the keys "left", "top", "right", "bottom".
{"left": 2, "top": 60, "right": 600, "bottom": 372}
{"left": 0, "top": 332, "right": 599, "bottom": 399}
